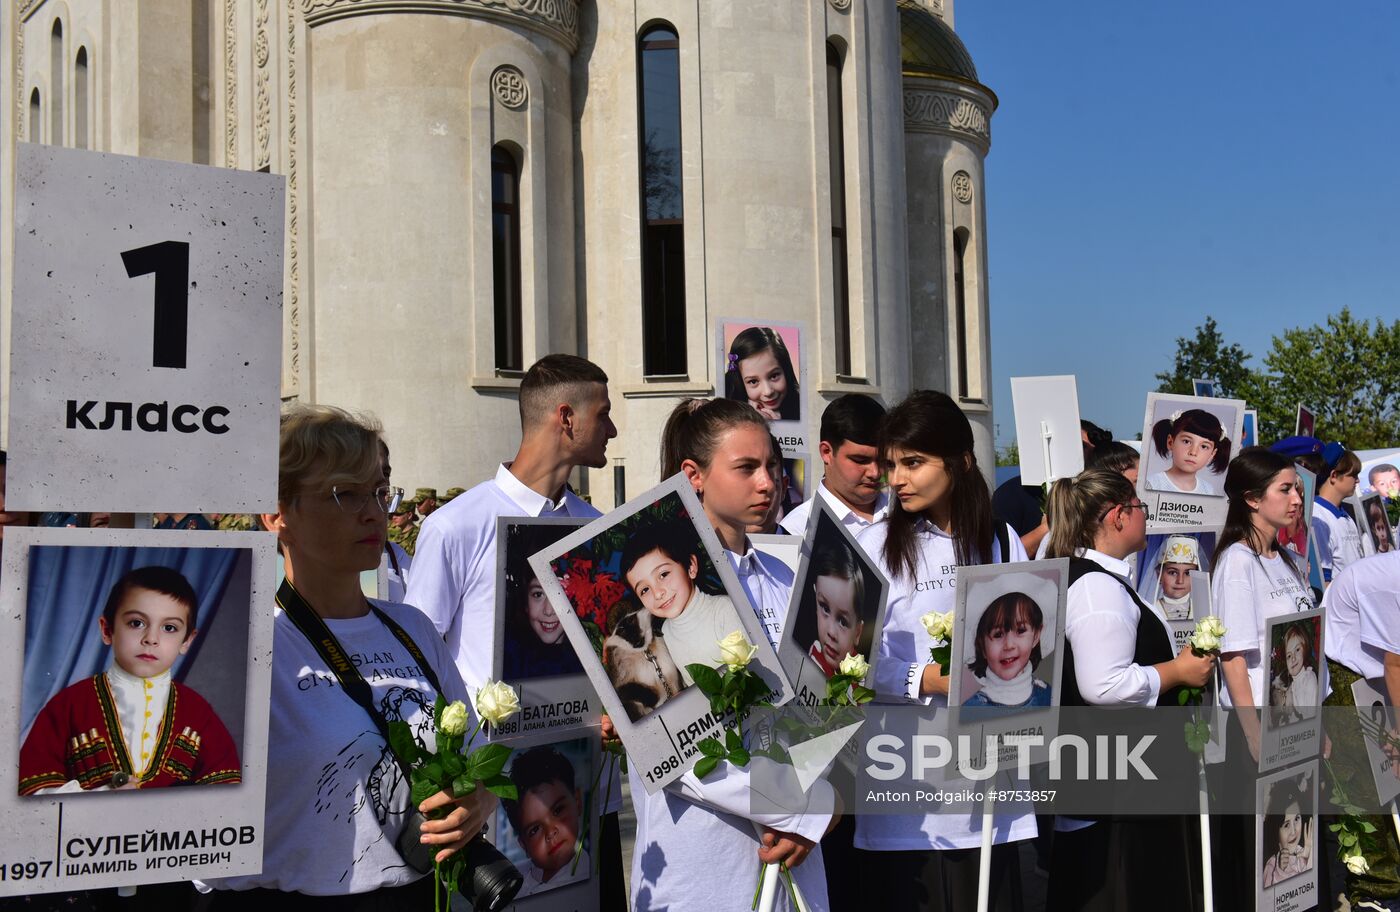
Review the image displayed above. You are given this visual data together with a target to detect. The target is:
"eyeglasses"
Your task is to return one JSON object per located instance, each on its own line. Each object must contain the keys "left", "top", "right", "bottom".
{"left": 1100, "top": 501, "right": 1149, "bottom": 523}
{"left": 328, "top": 485, "right": 404, "bottom": 514}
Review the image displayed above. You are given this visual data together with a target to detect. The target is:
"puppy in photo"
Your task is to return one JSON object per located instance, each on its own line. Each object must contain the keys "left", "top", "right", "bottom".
{"left": 604, "top": 608, "right": 682, "bottom": 723}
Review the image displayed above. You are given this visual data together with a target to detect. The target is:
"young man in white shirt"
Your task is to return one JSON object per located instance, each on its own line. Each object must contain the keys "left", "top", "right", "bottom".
{"left": 403, "top": 353, "right": 622, "bottom": 905}
{"left": 779, "top": 394, "right": 888, "bottom": 535}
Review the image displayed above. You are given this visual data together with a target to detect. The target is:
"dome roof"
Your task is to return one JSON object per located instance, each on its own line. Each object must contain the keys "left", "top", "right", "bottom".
{"left": 898, "top": 0, "right": 979, "bottom": 83}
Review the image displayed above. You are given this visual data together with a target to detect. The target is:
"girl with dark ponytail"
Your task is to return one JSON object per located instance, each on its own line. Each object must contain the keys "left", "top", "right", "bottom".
{"left": 1041, "top": 469, "right": 1213, "bottom": 911}
{"left": 853, "top": 390, "right": 1032, "bottom": 912}
{"left": 623, "top": 397, "right": 833, "bottom": 912}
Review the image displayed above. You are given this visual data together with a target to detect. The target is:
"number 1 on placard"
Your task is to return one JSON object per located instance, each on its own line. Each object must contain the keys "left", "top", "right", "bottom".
{"left": 120, "top": 240, "right": 190, "bottom": 369}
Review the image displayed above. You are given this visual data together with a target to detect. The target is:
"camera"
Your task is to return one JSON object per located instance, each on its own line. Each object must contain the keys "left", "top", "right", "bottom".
{"left": 398, "top": 811, "right": 524, "bottom": 911}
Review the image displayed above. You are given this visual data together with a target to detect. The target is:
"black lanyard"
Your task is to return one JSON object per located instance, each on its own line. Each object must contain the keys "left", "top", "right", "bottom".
{"left": 276, "top": 578, "right": 444, "bottom": 780}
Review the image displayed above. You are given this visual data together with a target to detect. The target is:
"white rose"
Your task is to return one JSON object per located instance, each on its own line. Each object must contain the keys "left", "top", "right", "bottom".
{"left": 1345, "top": 853, "right": 1370, "bottom": 875}
{"left": 1199, "top": 616, "right": 1227, "bottom": 639}
{"left": 921, "top": 611, "right": 953, "bottom": 643}
{"left": 1191, "top": 630, "right": 1222, "bottom": 653}
{"left": 439, "top": 700, "right": 470, "bottom": 737}
{"left": 838, "top": 653, "right": 870, "bottom": 679}
{"left": 717, "top": 631, "right": 759, "bottom": 670}
{"left": 475, "top": 680, "right": 521, "bottom": 726}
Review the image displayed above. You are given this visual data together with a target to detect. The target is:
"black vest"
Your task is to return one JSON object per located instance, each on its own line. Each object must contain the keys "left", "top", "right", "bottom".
{"left": 1061, "top": 556, "right": 1184, "bottom": 709}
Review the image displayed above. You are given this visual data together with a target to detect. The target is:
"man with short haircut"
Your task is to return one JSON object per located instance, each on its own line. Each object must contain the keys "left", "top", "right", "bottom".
{"left": 415, "top": 487, "right": 439, "bottom": 519}
{"left": 1313, "top": 444, "right": 1364, "bottom": 583}
{"left": 780, "top": 395, "right": 887, "bottom": 535}
{"left": 404, "top": 353, "right": 624, "bottom": 908}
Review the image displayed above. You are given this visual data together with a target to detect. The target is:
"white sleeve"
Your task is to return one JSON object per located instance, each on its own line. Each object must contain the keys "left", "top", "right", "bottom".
{"left": 402, "top": 516, "right": 464, "bottom": 637}
{"left": 665, "top": 756, "right": 834, "bottom": 844}
{"left": 1065, "top": 576, "right": 1163, "bottom": 706}
{"left": 1003, "top": 524, "right": 1030, "bottom": 563}
{"left": 1359, "top": 580, "right": 1400, "bottom": 656}
{"left": 872, "top": 588, "right": 933, "bottom": 704}
{"left": 1214, "top": 554, "right": 1263, "bottom": 657}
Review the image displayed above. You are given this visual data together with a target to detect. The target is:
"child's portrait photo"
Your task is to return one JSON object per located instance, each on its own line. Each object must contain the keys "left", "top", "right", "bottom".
{"left": 1142, "top": 401, "right": 1235, "bottom": 497}
{"left": 784, "top": 506, "right": 886, "bottom": 693}
{"left": 720, "top": 324, "right": 802, "bottom": 423}
{"left": 1260, "top": 769, "right": 1315, "bottom": 889}
{"left": 1139, "top": 534, "right": 1211, "bottom": 621}
{"left": 1362, "top": 494, "right": 1395, "bottom": 554}
{"left": 500, "top": 520, "right": 588, "bottom": 683}
{"left": 953, "top": 566, "right": 1064, "bottom": 713}
{"left": 18, "top": 544, "right": 252, "bottom": 796}
{"left": 546, "top": 492, "right": 742, "bottom": 723}
{"left": 1267, "top": 617, "right": 1321, "bottom": 731}
{"left": 495, "top": 738, "right": 595, "bottom": 900}
{"left": 1295, "top": 405, "right": 1316, "bottom": 439}
{"left": 1278, "top": 469, "right": 1316, "bottom": 563}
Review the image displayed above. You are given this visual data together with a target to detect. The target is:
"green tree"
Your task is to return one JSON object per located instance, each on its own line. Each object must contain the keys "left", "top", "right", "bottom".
{"left": 1155, "top": 316, "right": 1254, "bottom": 400}
{"left": 996, "top": 442, "right": 1020, "bottom": 467}
{"left": 1240, "top": 309, "right": 1400, "bottom": 449}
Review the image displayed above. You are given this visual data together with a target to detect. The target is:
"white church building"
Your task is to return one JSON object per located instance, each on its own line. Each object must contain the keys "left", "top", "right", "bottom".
{"left": 3, "top": 0, "right": 999, "bottom": 501}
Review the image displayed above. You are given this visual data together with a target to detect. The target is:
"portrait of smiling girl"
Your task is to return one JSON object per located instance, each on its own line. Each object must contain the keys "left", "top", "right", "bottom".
{"left": 722, "top": 325, "right": 801, "bottom": 422}
{"left": 1145, "top": 406, "right": 1233, "bottom": 495}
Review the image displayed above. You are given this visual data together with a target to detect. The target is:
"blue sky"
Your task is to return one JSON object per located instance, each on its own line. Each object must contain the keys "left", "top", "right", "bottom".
{"left": 954, "top": 1, "right": 1400, "bottom": 447}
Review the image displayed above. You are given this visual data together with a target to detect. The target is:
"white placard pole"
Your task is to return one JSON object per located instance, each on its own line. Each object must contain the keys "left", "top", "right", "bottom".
{"left": 1391, "top": 801, "right": 1400, "bottom": 846}
{"left": 1040, "top": 421, "right": 1056, "bottom": 483}
{"left": 756, "top": 861, "right": 780, "bottom": 912}
{"left": 1199, "top": 761, "right": 1214, "bottom": 912}
{"left": 977, "top": 794, "right": 995, "bottom": 912}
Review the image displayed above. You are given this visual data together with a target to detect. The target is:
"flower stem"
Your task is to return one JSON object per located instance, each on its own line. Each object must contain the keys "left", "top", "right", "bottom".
{"left": 751, "top": 861, "right": 767, "bottom": 910}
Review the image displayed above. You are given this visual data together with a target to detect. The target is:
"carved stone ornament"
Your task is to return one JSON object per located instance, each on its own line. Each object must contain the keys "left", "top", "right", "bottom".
{"left": 299, "top": 0, "right": 579, "bottom": 54}
{"left": 952, "top": 171, "right": 973, "bottom": 204}
{"left": 491, "top": 67, "right": 528, "bottom": 109}
{"left": 903, "top": 87, "right": 992, "bottom": 149}
{"left": 829, "top": 0, "right": 852, "bottom": 11}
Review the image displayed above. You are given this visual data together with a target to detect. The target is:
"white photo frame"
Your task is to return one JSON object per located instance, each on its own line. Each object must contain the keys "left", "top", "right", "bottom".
{"left": 716, "top": 318, "right": 811, "bottom": 458}
{"left": 0, "top": 527, "right": 277, "bottom": 894}
{"left": 1259, "top": 609, "right": 1325, "bottom": 774}
{"left": 1255, "top": 761, "right": 1319, "bottom": 912}
{"left": 1360, "top": 493, "right": 1397, "bottom": 555}
{"left": 528, "top": 475, "right": 794, "bottom": 794}
{"left": 489, "top": 518, "right": 600, "bottom": 741}
{"left": 1009, "top": 376, "right": 1083, "bottom": 486}
{"left": 1349, "top": 677, "right": 1400, "bottom": 808}
{"left": 947, "top": 560, "right": 1069, "bottom": 773}
{"left": 1137, "top": 392, "right": 1244, "bottom": 534}
{"left": 1192, "top": 378, "right": 1218, "bottom": 398}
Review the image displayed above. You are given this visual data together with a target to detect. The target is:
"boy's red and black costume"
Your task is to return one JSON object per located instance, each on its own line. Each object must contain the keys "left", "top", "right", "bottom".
{"left": 18, "top": 673, "right": 241, "bottom": 794}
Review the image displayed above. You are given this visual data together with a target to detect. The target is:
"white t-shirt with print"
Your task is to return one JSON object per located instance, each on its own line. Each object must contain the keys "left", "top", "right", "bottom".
{"left": 208, "top": 599, "right": 471, "bottom": 896}
{"left": 1213, "top": 543, "right": 1314, "bottom": 708}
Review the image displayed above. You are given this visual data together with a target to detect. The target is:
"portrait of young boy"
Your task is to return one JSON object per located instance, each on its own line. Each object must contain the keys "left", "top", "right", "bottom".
{"left": 500, "top": 744, "right": 591, "bottom": 898}
{"left": 18, "top": 565, "right": 241, "bottom": 795}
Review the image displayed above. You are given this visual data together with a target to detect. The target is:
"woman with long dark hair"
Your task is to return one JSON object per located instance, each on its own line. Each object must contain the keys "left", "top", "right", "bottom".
{"left": 854, "top": 390, "right": 1032, "bottom": 912}
{"left": 1042, "top": 468, "right": 1213, "bottom": 911}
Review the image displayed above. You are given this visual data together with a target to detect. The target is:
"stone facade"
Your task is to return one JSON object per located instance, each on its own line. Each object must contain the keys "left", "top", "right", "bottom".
{"left": 2, "top": 0, "right": 997, "bottom": 499}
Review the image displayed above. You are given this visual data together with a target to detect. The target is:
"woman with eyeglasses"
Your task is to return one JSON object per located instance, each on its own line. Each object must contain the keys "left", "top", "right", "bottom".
{"left": 1042, "top": 468, "right": 1213, "bottom": 912}
{"left": 201, "top": 405, "right": 497, "bottom": 909}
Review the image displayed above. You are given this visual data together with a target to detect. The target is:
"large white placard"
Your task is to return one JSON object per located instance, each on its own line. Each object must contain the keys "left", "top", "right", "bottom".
{"left": 8, "top": 143, "right": 283, "bottom": 513}
{"left": 0, "top": 527, "right": 277, "bottom": 895}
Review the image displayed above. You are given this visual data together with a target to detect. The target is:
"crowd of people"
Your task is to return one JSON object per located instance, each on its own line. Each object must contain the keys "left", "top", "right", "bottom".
{"left": 2, "top": 351, "right": 1399, "bottom": 912}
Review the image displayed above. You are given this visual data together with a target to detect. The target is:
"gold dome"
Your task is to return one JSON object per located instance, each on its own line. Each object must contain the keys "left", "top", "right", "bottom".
{"left": 898, "top": 0, "right": 979, "bottom": 83}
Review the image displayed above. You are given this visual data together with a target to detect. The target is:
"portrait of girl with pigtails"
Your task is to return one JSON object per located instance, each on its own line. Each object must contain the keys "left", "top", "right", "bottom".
{"left": 1145, "top": 406, "right": 1234, "bottom": 496}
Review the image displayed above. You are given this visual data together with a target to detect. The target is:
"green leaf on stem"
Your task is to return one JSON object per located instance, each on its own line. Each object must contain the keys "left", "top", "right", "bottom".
{"left": 728, "top": 747, "right": 751, "bottom": 767}
{"left": 387, "top": 720, "right": 422, "bottom": 765}
{"left": 689, "top": 663, "right": 724, "bottom": 695}
{"left": 451, "top": 774, "right": 479, "bottom": 797}
{"left": 697, "top": 737, "right": 727, "bottom": 759}
{"left": 465, "top": 742, "right": 514, "bottom": 782}
{"left": 411, "top": 777, "right": 440, "bottom": 807}
{"left": 433, "top": 694, "right": 447, "bottom": 729}
{"left": 726, "top": 728, "right": 743, "bottom": 753}
{"left": 694, "top": 756, "right": 720, "bottom": 780}
{"left": 710, "top": 696, "right": 726, "bottom": 717}
{"left": 483, "top": 774, "right": 518, "bottom": 801}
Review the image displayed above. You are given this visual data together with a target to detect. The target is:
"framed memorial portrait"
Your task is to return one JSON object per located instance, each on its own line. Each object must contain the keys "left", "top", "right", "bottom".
{"left": 1360, "top": 453, "right": 1400, "bottom": 499}
{"left": 1348, "top": 677, "right": 1400, "bottom": 808}
{"left": 1255, "top": 762, "right": 1319, "bottom": 912}
{"left": 489, "top": 518, "right": 598, "bottom": 741}
{"left": 528, "top": 475, "right": 793, "bottom": 794}
{"left": 483, "top": 732, "right": 602, "bottom": 911}
{"left": 1360, "top": 494, "right": 1396, "bottom": 555}
{"left": 1136, "top": 533, "right": 1215, "bottom": 651}
{"left": 948, "top": 560, "right": 1069, "bottom": 773}
{"left": 777, "top": 498, "right": 890, "bottom": 710}
{"left": 1278, "top": 468, "right": 1316, "bottom": 570}
{"left": 1009, "top": 376, "right": 1083, "bottom": 486}
{"left": 1137, "top": 392, "right": 1243, "bottom": 534}
{"left": 1259, "top": 609, "right": 1324, "bottom": 773}
{"left": 1295, "top": 405, "right": 1315, "bottom": 439}
{"left": 716, "top": 319, "right": 810, "bottom": 458}
{"left": 1242, "top": 410, "right": 1258, "bottom": 448}
{"left": 0, "top": 527, "right": 277, "bottom": 894}
{"left": 1192, "top": 378, "right": 1218, "bottom": 398}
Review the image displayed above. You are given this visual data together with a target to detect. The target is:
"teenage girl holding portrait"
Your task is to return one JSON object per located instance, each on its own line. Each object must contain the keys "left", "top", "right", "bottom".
{"left": 854, "top": 390, "right": 1034, "bottom": 912}
{"left": 621, "top": 398, "right": 834, "bottom": 912}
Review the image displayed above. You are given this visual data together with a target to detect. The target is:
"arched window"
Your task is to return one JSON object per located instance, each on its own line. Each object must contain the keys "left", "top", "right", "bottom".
{"left": 952, "top": 227, "right": 970, "bottom": 400}
{"left": 50, "top": 20, "right": 64, "bottom": 145}
{"left": 638, "top": 24, "right": 686, "bottom": 377}
{"left": 491, "top": 145, "right": 523, "bottom": 373}
{"left": 826, "top": 42, "right": 851, "bottom": 377}
{"left": 75, "top": 47, "right": 89, "bottom": 149}
{"left": 29, "top": 88, "right": 41, "bottom": 142}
